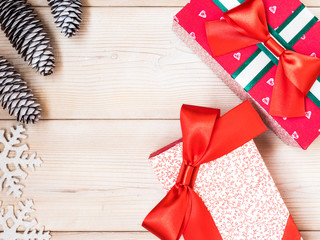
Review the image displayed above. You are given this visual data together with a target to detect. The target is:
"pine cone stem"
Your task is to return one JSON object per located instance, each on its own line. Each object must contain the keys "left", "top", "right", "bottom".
{"left": 48, "top": 0, "right": 82, "bottom": 37}
{"left": 0, "top": 56, "right": 41, "bottom": 124}
{"left": 0, "top": 0, "right": 55, "bottom": 76}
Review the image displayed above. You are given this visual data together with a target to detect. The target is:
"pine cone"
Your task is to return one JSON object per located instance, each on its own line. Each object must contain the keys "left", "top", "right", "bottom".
{"left": 0, "top": 0, "right": 55, "bottom": 76}
{"left": 0, "top": 56, "right": 41, "bottom": 124}
{"left": 48, "top": 0, "right": 82, "bottom": 37}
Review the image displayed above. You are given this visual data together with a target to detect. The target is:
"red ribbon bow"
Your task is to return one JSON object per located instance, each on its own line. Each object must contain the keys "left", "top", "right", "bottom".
{"left": 205, "top": 0, "right": 320, "bottom": 118}
{"left": 142, "top": 101, "right": 267, "bottom": 240}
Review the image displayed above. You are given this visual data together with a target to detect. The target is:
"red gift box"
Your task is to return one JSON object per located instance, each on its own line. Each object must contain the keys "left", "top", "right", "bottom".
{"left": 173, "top": 0, "right": 320, "bottom": 149}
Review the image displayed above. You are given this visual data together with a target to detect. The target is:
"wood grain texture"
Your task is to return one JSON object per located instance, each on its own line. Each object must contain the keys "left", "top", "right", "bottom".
{"left": 27, "top": 0, "right": 320, "bottom": 7}
{"left": 32, "top": 0, "right": 188, "bottom": 7}
{"left": 0, "top": 6, "right": 243, "bottom": 120}
{"left": 51, "top": 232, "right": 157, "bottom": 240}
{"left": 50, "top": 231, "right": 320, "bottom": 239}
{"left": 0, "top": 121, "right": 319, "bottom": 232}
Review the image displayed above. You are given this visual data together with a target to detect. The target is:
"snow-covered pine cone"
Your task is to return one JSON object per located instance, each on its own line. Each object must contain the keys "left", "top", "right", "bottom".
{"left": 0, "top": 56, "right": 41, "bottom": 124}
{"left": 0, "top": 0, "right": 55, "bottom": 76}
{"left": 48, "top": 0, "right": 82, "bottom": 37}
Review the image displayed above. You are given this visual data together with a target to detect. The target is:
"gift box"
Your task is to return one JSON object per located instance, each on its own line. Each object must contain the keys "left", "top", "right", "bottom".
{"left": 173, "top": 0, "right": 320, "bottom": 149}
{"left": 143, "top": 101, "right": 301, "bottom": 240}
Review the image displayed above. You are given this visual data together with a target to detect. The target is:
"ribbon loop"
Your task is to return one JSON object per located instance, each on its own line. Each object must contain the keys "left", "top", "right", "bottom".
{"left": 206, "top": 0, "right": 320, "bottom": 117}
{"left": 180, "top": 104, "right": 220, "bottom": 165}
{"left": 224, "top": 0, "right": 269, "bottom": 42}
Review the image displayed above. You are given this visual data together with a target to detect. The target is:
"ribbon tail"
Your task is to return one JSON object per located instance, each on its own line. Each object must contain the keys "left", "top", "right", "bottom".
{"left": 282, "top": 51, "right": 320, "bottom": 95}
{"left": 281, "top": 215, "right": 301, "bottom": 240}
{"left": 183, "top": 189, "right": 223, "bottom": 240}
{"left": 142, "top": 185, "right": 188, "bottom": 240}
{"left": 270, "top": 51, "right": 320, "bottom": 117}
{"left": 205, "top": 20, "right": 260, "bottom": 56}
{"left": 270, "top": 58, "right": 306, "bottom": 117}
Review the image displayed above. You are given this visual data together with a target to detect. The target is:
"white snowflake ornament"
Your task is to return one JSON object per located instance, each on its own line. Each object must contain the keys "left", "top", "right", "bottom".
{"left": 0, "top": 125, "right": 42, "bottom": 198}
{"left": 0, "top": 200, "right": 51, "bottom": 240}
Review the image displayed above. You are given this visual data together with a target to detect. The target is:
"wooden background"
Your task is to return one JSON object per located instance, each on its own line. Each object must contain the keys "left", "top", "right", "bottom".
{"left": 0, "top": 0, "right": 319, "bottom": 239}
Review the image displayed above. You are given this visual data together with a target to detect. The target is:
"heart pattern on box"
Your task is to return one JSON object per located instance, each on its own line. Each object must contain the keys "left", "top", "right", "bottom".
{"left": 305, "top": 111, "right": 312, "bottom": 119}
{"left": 199, "top": 10, "right": 206, "bottom": 18}
{"left": 173, "top": 16, "right": 179, "bottom": 23}
{"left": 267, "top": 78, "right": 274, "bottom": 86}
{"left": 233, "top": 52, "right": 241, "bottom": 61}
{"left": 269, "top": 6, "right": 277, "bottom": 14}
{"left": 311, "top": 52, "right": 317, "bottom": 57}
{"left": 292, "top": 131, "right": 299, "bottom": 139}
{"left": 262, "top": 97, "right": 270, "bottom": 105}
{"left": 301, "top": 35, "right": 306, "bottom": 40}
{"left": 190, "top": 32, "right": 196, "bottom": 39}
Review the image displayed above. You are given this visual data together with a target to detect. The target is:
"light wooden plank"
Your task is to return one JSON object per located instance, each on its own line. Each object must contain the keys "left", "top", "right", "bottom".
{"left": 27, "top": 0, "right": 320, "bottom": 7}
{"left": 0, "top": 7, "right": 241, "bottom": 120}
{"left": 50, "top": 231, "right": 320, "bottom": 240}
{"left": 1, "top": 7, "right": 320, "bottom": 120}
{"left": 29, "top": 0, "right": 188, "bottom": 7}
{"left": 0, "top": 120, "right": 319, "bottom": 231}
{"left": 298, "top": 0, "right": 320, "bottom": 7}
{"left": 51, "top": 232, "right": 156, "bottom": 240}
{"left": 301, "top": 231, "right": 320, "bottom": 239}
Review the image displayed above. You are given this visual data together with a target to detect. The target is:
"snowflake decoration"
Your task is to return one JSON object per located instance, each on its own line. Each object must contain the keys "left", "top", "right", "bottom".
{"left": 0, "top": 125, "right": 42, "bottom": 198}
{"left": 0, "top": 200, "right": 51, "bottom": 240}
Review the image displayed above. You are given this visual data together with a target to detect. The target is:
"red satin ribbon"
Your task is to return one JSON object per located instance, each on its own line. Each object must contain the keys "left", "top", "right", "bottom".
{"left": 282, "top": 215, "right": 302, "bottom": 240}
{"left": 205, "top": 0, "right": 320, "bottom": 117}
{"left": 142, "top": 100, "right": 267, "bottom": 240}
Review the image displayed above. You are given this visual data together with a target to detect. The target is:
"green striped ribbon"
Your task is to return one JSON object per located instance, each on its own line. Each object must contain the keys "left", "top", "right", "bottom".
{"left": 211, "top": 0, "right": 320, "bottom": 108}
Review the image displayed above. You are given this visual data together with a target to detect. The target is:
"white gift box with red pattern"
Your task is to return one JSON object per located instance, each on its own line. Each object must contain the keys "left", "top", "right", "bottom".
{"left": 149, "top": 139, "right": 302, "bottom": 240}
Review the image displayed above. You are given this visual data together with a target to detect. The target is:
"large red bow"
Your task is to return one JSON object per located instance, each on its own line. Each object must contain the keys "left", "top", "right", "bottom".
{"left": 142, "top": 101, "right": 267, "bottom": 240}
{"left": 205, "top": 0, "right": 320, "bottom": 118}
